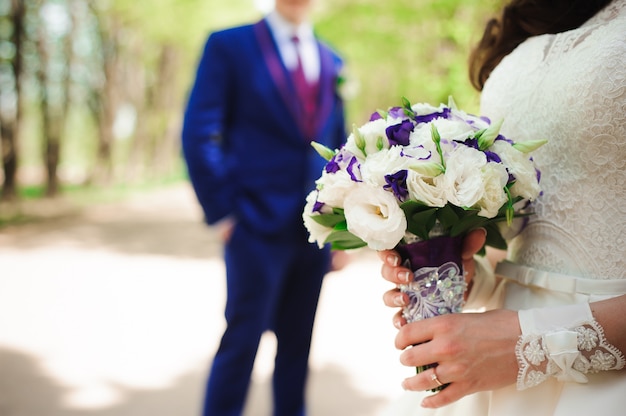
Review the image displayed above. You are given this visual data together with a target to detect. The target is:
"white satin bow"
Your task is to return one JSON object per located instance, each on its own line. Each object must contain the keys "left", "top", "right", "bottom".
{"left": 545, "top": 330, "right": 588, "bottom": 383}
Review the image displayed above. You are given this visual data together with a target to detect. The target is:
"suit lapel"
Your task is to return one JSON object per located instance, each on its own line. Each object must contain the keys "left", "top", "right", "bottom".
{"left": 254, "top": 20, "right": 338, "bottom": 141}
{"left": 253, "top": 20, "right": 305, "bottom": 136}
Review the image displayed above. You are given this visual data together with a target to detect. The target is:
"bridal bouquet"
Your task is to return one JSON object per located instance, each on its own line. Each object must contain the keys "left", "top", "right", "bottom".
{"left": 302, "top": 97, "right": 545, "bottom": 388}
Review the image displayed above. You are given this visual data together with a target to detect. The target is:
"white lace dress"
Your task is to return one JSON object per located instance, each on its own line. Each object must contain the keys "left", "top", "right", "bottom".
{"left": 380, "top": 1, "right": 626, "bottom": 414}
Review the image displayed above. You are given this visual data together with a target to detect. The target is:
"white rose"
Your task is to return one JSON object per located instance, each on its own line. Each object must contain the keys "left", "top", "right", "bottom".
{"left": 360, "top": 146, "right": 429, "bottom": 187}
{"left": 491, "top": 140, "right": 541, "bottom": 200}
{"left": 302, "top": 190, "right": 332, "bottom": 248}
{"left": 476, "top": 162, "right": 509, "bottom": 218}
{"left": 432, "top": 117, "right": 476, "bottom": 142}
{"left": 406, "top": 172, "right": 447, "bottom": 208}
{"left": 408, "top": 122, "right": 462, "bottom": 159}
{"left": 408, "top": 124, "right": 436, "bottom": 148}
{"left": 344, "top": 184, "right": 407, "bottom": 250}
{"left": 344, "top": 118, "right": 389, "bottom": 158}
{"left": 406, "top": 169, "right": 447, "bottom": 207}
{"left": 462, "top": 112, "right": 490, "bottom": 131}
{"left": 411, "top": 102, "right": 442, "bottom": 116}
{"left": 436, "top": 145, "right": 487, "bottom": 208}
{"left": 316, "top": 169, "right": 358, "bottom": 208}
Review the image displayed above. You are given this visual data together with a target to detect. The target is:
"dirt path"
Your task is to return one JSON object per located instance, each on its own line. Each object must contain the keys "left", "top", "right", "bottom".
{"left": 0, "top": 183, "right": 407, "bottom": 416}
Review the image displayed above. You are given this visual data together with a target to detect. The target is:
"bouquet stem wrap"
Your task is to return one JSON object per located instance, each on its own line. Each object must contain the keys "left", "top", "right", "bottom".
{"left": 395, "top": 235, "right": 466, "bottom": 392}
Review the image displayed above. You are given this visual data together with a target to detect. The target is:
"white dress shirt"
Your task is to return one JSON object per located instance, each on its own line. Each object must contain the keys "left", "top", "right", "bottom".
{"left": 266, "top": 10, "right": 320, "bottom": 84}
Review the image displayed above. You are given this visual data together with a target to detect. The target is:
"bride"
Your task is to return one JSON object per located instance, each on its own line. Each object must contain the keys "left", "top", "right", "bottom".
{"left": 377, "top": 0, "right": 626, "bottom": 414}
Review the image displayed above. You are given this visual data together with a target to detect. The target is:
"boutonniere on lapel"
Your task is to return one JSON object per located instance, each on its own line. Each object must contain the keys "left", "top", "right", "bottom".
{"left": 336, "top": 65, "right": 359, "bottom": 101}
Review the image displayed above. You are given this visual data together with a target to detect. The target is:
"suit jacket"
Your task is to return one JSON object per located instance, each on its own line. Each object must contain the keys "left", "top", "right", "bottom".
{"left": 182, "top": 19, "right": 346, "bottom": 238}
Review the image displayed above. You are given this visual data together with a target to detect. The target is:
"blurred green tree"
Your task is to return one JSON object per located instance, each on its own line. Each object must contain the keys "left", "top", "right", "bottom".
{"left": 0, "top": 0, "right": 499, "bottom": 202}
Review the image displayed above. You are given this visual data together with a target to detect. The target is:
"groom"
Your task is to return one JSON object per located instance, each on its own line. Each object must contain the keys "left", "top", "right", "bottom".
{"left": 181, "top": 0, "right": 346, "bottom": 415}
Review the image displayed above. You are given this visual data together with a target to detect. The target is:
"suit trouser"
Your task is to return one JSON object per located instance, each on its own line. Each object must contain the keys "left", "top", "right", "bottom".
{"left": 202, "top": 224, "right": 330, "bottom": 416}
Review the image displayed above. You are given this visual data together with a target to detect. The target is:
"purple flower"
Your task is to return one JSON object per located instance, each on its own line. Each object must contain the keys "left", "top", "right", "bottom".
{"left": 384, "top": 169, "right": 409, "bottom": 201}
{"left": 325, "top": 150, "right": 362, "bottom": 182}
{"left": 459, "top": 137, "right": 502, "bottom": 164}
{"left": 534, "top": 161, "right": 542, "bottom": 185}
{"left": 388, "top": 106, "right": 406, "bottom": 119}
{"left": 386, "top": 119, "right": 414, "bottom": 146}
{"left": 495, "top": 134, "right": 513, "bottom": 144}
{"left": 313, "top": 200, "right": 325, "bottom": 213}
{"left": 506, "top": 172, "right": 516, "bottom": 185}
{"left": 485, "top": 150, "right": 502, "bottom": 164}
{"left": 401, "top": 145, "right": 431, "bottom": 161}
{"left": 414, "top": 107, "right": 451, "bottom": 124}
{"left": 459, "top": 137, "right": 479, "bottom": 150}
{"left": 325, "top": 158, "right": 340, "bottom": 174}
{"left": 466, "top": 115, "right": 491, "bottom": 128}
{"left": 346, "top": 156, "right": 362, "bottom": 182}
{"left": 369, "top": 112, "right": 383, "bottom": 121}
{"left": 325, "top": 149, "right": 350, "bottom": 173}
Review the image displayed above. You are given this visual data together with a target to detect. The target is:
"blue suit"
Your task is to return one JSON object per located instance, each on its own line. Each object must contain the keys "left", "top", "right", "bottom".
{"left": 182, "top": 18, "right": 345, "bottom": 416}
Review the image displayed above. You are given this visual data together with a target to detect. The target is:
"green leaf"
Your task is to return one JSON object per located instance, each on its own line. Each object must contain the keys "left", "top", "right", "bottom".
{"left": 400, "top": 199, "right": 429, "bottom": 211}
{"left": 435, "top": 204, "right": 460, "bottom": 230}
{"left": 449, "top": 211, "right": 486, "bottom": 237}
{"left": 311, "top": 212, "right": 345, "bottom": 228}
{"left": 406, "top": 208, "right": 438, "bottom": 240}
{"left": 484, "top": 222, "right": 508, "bottom": 250}
{"left": 325, "top": 230, "right": 367, "bottom": 250}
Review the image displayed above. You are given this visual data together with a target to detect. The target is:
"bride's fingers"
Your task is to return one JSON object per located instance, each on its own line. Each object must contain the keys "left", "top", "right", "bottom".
{"left": 382, "top": 288, "right": 407, "bottom": 307}
{"left": 461, "top": 228, "right": 486, "bottom": 260}
{"left": 400, "top": 366, "right": 448, "bottom": 392}
{"left": 379, "top": 250, "right": 413, "bottom": 284}
{"left": 392, "top": 310, "right": 406, "bottom": 329}
{"left": 396, "top": 320, "right": 436, "bottom": 350}
{"left": 378, "top": 250, "right": 400, "bottom": 266}
{"left": 381, "top": 263, "right": 411, "bottom": 284}
{"left": 420, "top": 382, "right": 468, "bottom": 409}
{"left": 400, "top": 368, "right": 468, "bottom": 409}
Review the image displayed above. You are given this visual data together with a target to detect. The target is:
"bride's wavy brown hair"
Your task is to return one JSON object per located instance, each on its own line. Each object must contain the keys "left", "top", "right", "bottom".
{"left": 469, "top": 0, "right": 613, "bottom": 90}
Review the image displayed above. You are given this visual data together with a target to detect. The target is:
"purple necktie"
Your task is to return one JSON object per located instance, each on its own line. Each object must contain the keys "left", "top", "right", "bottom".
{"left": 291, "top": 36, "right": 318, "bottom": 138}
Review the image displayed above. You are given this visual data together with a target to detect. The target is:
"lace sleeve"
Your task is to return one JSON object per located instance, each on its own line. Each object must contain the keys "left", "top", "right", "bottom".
{"left": 516, "top": 305, "right": 625, "bottom": 390}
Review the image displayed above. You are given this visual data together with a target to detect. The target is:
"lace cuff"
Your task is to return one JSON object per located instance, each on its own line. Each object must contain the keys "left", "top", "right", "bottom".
{"left": 516, "top": 303, "right": 625, "bottom": 390}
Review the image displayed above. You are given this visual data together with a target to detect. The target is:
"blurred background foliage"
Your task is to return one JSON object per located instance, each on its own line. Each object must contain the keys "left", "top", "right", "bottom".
{"left": 0, "top": 0, "right": 500, "bottom": 208}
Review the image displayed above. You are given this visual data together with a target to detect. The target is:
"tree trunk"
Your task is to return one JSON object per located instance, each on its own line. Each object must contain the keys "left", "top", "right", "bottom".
{"left": 0, "top": 0, "right": 25, "bottom": 201}
{"left": 35, "top": 11, "right": 72, "bottom": 198}
{"left": 152, "top": 44, "right": 182, "bottom": 177}
{"left": 0, "top": 122, "right": 19, "bottom": 201}
{"left": 87, "top": 5, "right": 120, "bottom": 185}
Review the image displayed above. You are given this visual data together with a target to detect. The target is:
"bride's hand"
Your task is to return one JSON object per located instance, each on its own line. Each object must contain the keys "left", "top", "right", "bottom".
{"left": 378, "top": 228, "right": 487, "bottom": 328}
{"left": 395, "top": 309, "right": 520, "bottom": 408}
